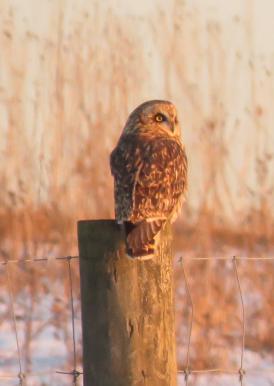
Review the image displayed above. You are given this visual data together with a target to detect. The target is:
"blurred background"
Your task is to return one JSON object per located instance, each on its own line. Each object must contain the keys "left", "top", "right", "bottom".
{"left": 0, "top": 0, "right": 273, "bottom": 385}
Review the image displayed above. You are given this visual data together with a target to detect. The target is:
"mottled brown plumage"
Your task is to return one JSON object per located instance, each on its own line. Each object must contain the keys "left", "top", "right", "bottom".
{"left": 110, "top": 100, "right": 187, "bottom": 259}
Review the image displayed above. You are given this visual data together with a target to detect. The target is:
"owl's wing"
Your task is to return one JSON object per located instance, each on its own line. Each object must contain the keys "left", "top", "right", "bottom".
{"left": 110, "top": 134, "right": 187, "bottom": 256}
{"left": 127, "top": 138, "right": 187, "bottom": 258}
{"left": 110, "top": 134, "right": 143, "bottom": 220}
{"left": 110, "top": 133, "right": 187, "bottom": 220}
{"left": 131, "top": 137, "right": 187, "bottom": 258}
{"left": 132, "top": 136, "right": 187, "bottom": 220}
{"left": 110, "top": 133, "right": 187, "bottom": 258}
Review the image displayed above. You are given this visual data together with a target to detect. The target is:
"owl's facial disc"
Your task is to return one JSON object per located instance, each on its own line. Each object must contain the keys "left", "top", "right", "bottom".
{"left": 152, "top": 109, "right": 180, "bottom": 137}
{"left": 154, "top": 112, "right": 173, "bottom": 131}
{"left": 123, "top": 100, "right": 181, "bottom": 137}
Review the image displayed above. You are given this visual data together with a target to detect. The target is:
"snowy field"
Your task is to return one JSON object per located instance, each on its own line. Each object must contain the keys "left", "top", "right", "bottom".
{"left": 0, "top": 316, "right": 273, "bottom": 386}
{"left": 178, "top": 350, "right": 274, "bottom": 386}
{"left": 1, "top": 350, "right": 273, "bottom": 386}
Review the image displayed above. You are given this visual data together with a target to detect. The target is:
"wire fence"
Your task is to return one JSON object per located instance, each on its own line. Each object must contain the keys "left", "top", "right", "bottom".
{"left": 0, "top": 254, "right": 274, "bottom": 385}
{"left": 177, "top": 255, "right": 274, "bottom": 385}
{"left": 1, "top": 255, "right": 82, "bottom": 386}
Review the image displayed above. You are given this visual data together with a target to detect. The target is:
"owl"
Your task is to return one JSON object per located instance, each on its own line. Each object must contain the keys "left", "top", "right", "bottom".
{"left": 110, "top": 100, "right": 187, "bottom": 260}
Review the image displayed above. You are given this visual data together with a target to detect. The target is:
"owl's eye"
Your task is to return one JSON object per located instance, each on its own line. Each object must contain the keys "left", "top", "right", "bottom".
{"left": 155, "top": 113, "right": 167, "bottom": 122}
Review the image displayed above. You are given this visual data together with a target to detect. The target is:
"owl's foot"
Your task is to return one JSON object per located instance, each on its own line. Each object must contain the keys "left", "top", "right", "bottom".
{"left": 125, "top": 245, "right": 155, "bottom": 261}
{"left": 126, "top": 252, "right": 154, "bottom": 261}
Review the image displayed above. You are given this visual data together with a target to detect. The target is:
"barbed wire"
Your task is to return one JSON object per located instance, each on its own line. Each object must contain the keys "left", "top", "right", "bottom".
{"left": 0, "top": 254, "right": 273, "bottom": 385}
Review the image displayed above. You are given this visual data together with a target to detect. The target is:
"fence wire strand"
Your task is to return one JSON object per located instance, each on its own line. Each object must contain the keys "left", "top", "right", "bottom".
{"left": 64, "top": 256, "right": 83, "bottom": 384}
{"left": 5, "top": 261, "right": 25, "bottom": 385}
{"left": 178, "top": 257, "right": 194, "bottom": 385}
{"left": 177, "top": 255, "right": 274, "bottom": 385}
{"left": 233, "top": 256, "right": 246, "bottom": 385}
{"left": 0, "top": 254, "right": 273, "bottom": 385}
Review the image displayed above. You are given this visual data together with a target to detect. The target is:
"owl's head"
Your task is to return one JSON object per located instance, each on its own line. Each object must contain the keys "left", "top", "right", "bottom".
{"left": 123, "top": 100, "right": 181, "bottom": 138}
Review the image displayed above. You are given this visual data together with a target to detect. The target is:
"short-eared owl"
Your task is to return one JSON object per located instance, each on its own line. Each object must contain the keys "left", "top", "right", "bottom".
{"left": 110, "top": 100, "right": 187, "bottom": 260}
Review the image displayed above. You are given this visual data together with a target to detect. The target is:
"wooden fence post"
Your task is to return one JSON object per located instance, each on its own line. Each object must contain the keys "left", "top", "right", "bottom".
{"left": 77, "top": 219, "right": 178, "bottom": 386}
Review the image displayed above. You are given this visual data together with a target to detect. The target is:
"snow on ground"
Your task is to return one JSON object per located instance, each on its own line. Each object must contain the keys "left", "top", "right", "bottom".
{"left": 0, "top": 321, "right": 273, "bottom": 386}
{"left": 178, "top": 350, "right": 274, "bottom": 386}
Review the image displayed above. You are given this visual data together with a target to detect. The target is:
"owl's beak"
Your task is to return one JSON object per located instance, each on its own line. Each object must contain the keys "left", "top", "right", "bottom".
{"left": 174, "top": 121, "right": 181, "bottom": 137}
{"left": 172, "top": 121, "right": 180, "bottom": 135}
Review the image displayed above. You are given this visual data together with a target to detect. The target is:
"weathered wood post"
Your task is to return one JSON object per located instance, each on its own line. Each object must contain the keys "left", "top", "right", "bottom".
{"left": 78, "top": 219, "right": 178, "bottom": 386}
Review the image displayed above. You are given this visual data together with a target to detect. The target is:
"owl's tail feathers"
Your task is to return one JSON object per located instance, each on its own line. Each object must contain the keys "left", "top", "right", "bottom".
{"left": 124, "top": 219, "right": 165, "bottom": 260}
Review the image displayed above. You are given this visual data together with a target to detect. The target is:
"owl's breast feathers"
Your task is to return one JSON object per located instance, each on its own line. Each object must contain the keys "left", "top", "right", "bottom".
{"left": 110, "top": 133, "right": 187, "bottom": 222}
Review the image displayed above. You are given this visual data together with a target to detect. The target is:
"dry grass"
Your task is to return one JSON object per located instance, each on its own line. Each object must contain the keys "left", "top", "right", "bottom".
{"left": 0, "top": 1, "right": 273, "bottom": 256}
